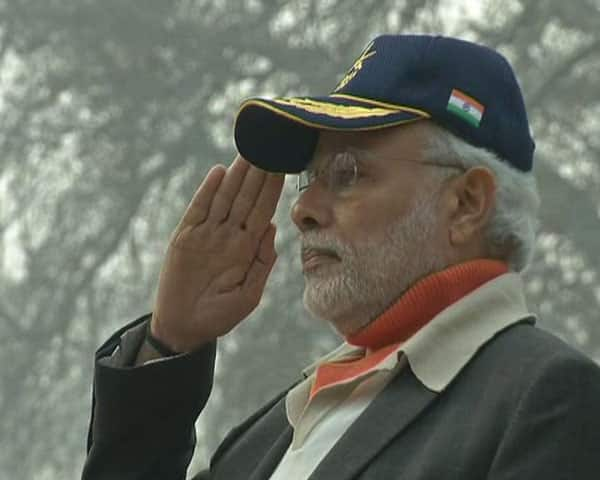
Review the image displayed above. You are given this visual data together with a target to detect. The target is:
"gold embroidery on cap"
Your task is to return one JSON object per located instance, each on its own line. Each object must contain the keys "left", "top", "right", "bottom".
{"left": 271, "top": 97, "right": 394, "bottom": 119}
{"left": 333, "top": 41, "right": 376, "bottom": 92}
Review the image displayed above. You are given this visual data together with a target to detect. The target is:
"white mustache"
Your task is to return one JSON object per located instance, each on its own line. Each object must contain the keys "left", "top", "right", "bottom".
{"left": 300, "top": 233, "right": 345, "bottom": 259}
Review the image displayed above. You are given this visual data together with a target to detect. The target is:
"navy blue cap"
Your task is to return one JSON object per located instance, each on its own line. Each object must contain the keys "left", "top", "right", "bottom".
{"left": 234, "top": 34, "right": 535, "bottom": 173}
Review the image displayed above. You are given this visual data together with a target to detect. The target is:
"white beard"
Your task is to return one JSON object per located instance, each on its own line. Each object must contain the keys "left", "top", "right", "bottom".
{"left": 301, "top": 189, "right": 448, "bottom": 336}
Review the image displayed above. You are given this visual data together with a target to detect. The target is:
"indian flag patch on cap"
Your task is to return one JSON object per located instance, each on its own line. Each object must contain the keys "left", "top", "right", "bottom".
{"left": 447, "top": 89, "right": 485, "bottom": 127}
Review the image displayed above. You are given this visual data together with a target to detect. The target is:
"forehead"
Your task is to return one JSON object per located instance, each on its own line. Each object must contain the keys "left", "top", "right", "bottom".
{"left": 310, "top": 121, "right": 429, "bottom": 167}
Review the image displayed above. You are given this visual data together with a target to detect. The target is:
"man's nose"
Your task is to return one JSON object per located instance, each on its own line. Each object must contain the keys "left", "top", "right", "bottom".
{"left": 290, "top": 181, "right": 333, "bottom": 232}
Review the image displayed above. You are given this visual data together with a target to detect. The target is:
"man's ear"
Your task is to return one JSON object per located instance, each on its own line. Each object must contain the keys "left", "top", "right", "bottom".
{"left": 446, "top": 167, "right": 496, "bottom": 246}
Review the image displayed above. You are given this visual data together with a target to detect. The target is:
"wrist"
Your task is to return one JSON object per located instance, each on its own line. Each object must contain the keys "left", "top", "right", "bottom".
{"left": 146, "top": 322, "right": 180, "bottom": 357}
{"left": 150, "top": 312, "right": 215, "bottom": 352}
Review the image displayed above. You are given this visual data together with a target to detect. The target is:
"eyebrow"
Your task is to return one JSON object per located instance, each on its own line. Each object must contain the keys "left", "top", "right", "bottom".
{"left": 343, "top": 147, "right": 381, "bottom": 169}
{"left": 307, "top": 146, "right": 375, "bottom": 172}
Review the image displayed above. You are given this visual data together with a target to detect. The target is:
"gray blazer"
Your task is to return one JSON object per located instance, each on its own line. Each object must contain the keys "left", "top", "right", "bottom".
{"left": 83, "top": 318, "right": 600, "bottom": 480}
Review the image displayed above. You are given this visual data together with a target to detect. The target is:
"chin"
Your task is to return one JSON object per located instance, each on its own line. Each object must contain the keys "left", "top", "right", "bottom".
{"left": 303, "top": 294, "right": 371, "bottom": 338}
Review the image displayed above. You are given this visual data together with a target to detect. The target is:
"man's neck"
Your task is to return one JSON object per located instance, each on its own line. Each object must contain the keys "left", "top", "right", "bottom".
{"left": 346, "top": 259, "right": 509, "bottom": 350}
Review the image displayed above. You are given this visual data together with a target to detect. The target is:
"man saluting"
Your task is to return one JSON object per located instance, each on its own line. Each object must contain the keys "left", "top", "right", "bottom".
{"left": 83, "top": 35, "right": 600, "bottom": 480}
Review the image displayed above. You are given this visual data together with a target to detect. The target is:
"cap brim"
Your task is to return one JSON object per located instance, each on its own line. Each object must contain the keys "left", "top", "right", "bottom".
{"left": 234, "top": 94, "right": 430, "bottom": 173}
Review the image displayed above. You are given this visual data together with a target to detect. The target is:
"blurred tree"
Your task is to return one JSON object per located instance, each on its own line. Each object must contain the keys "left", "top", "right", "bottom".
{"left": 0, "top": 0, "right": 597, "bottom": 477}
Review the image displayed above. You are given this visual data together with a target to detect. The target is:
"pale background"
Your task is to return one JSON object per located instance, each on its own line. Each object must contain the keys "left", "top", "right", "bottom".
{"left": 0, "top": 0, "right": 598, "bottom": 478}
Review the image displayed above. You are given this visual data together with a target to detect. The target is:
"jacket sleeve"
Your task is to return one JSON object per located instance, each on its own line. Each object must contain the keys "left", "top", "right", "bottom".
{"left": 488, "top": 351, "right": 600, "bottom": 479}
{"left": 82, "top": 314, "right": 217, "bottom": 480}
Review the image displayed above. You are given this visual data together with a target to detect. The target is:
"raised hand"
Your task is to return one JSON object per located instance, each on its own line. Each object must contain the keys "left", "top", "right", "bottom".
{"left": 150, "top": 156, "right": 285, "bottom": 352}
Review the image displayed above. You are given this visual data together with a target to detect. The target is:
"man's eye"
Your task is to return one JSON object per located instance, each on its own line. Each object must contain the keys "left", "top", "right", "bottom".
{"left": 328, "top": 163, "right": 357, "bottom": 191}
{"left": 331, "top": 166, "right": 355, "bottom": 184}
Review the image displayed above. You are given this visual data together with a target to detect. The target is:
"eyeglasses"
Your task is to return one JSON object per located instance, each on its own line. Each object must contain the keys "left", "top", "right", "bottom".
{"left": 296, "top": 147, "right": 466, "bottom": 193}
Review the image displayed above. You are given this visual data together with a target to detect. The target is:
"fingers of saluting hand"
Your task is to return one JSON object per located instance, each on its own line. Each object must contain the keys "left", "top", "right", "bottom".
{"left": 245, "top": 173, "right": 285, "bottom": 234}
{"left": 178, "top": 156, "right": 284, "bottom": 235}
{"left": 207, "top": 156, "right": 251, "bottom": 223}
{"left": 227, "top": 161, "right": 267, "bottom": 226}
{"left": 179, "top": 164, "right": 227, "bottom": 227}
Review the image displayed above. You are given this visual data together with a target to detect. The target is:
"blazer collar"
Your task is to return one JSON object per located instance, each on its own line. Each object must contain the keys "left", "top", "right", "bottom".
{"left": 403, "top": 272, "right": 533, "bottom": 391}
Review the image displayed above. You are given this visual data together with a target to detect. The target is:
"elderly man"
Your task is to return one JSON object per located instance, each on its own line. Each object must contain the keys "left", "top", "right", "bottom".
{"left": 82, "top": 35, "right": 600, "bottom": 479}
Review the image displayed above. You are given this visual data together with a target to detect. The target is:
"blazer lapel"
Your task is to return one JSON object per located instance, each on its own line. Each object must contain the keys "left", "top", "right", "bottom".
{"left": 309, "top": 365, "right": 437, "bottom": 480}
{"left": 247, "top": 426, "right": 293, "bottom": 480}
{"left": 210, "top": 384, "right": 294, "bottom": 480}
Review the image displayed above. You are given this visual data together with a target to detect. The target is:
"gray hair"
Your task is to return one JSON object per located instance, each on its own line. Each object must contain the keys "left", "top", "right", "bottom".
{"left": 422, "top": 123, "right": 540, "bottom": 272}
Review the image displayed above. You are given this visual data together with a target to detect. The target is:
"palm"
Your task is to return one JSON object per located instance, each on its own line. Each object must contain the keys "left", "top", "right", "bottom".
{"left": 151, "top": 157, "right": 284, "bottom": 352}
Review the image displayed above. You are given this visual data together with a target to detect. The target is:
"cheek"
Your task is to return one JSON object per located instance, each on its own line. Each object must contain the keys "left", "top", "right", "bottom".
{"left": 331, "top": 191, "right": 414, "bottom": 241}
